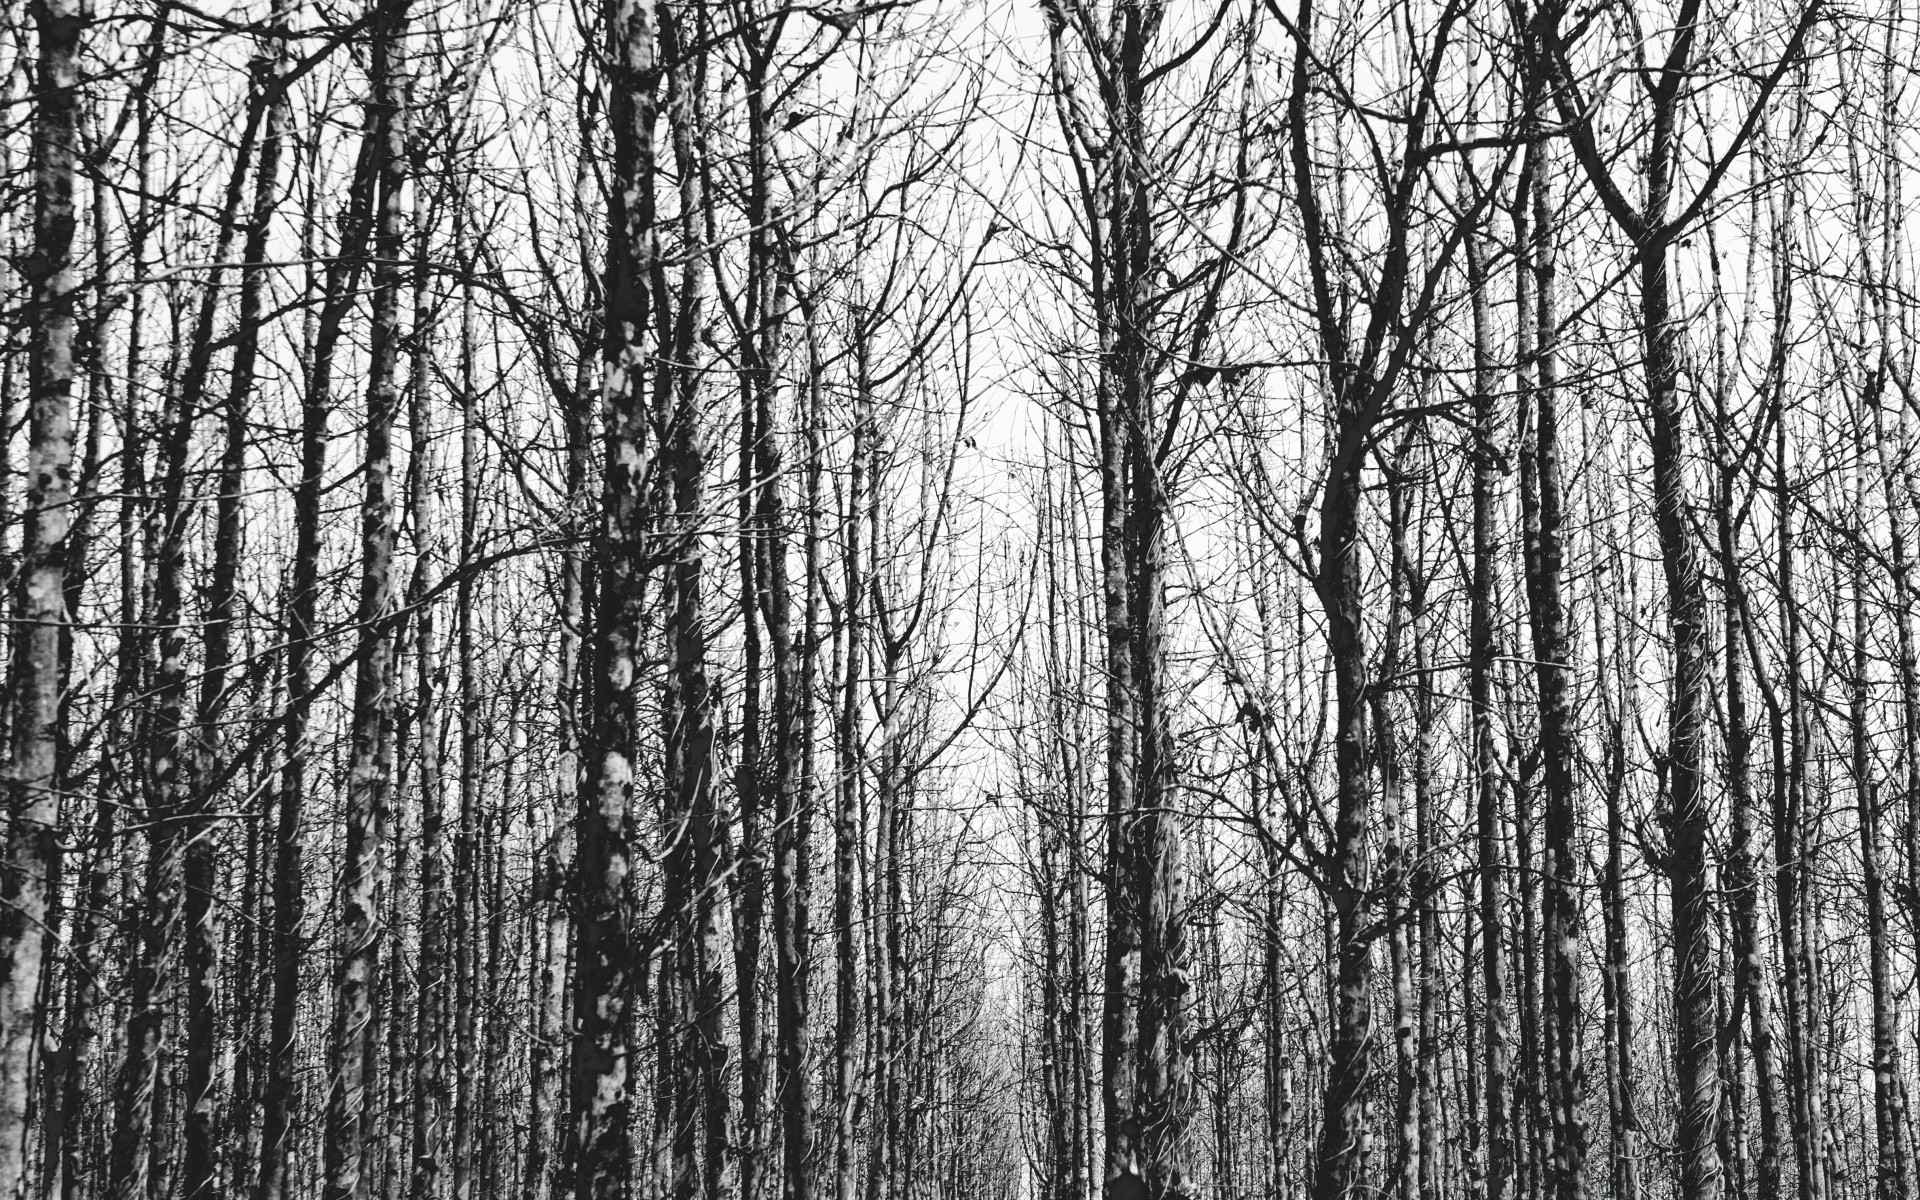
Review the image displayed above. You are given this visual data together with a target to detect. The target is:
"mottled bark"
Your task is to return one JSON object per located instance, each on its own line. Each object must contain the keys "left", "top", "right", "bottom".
{"left": 407, "top": 217, "right": 453, "bottom": 1200}
{"left": 1467, "top": 226, "right": 1512, "bottom": 1200}
{"left": 655, "top": 13, "right": 729, "bottom": 1199}
{"left": 321, "top": 2, "right": 409, "bottom": 1191}
{"left": 570, "top": 0, "right": 660, "bottom": 1192}
{"left": 0, "top": 0, "right": 82, "bottom": 1191}
{"left": 834, "top": 333, "right": 869, "bottom": 1200}
{"left": 1517, "top": 136, "right": 1586, "bottom": 1200}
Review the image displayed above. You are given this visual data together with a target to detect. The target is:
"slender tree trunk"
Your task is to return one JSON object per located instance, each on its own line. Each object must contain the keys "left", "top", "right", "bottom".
{"left": 1546, "top": 4, "right": 1817, "bottom": 1191}
{"left": 52, "top": 226, "right": 117, "bottom": 1182}
{"left": 1467, "top": 227, "right": 1512, "bottom": 1200}
{"left": 732, "top": 28, "right": 790, "bottom": 1200}
{"left": 1518, "top": 134, "right": 1587, "bottom": 1200}
{"left": 33, "top": 260, "right": 99, "bottom": 1188}
{"left": 654, "top": 14, "right": 728, "bottom": 1199}
{"left": 1042, "top": 3, "right": 1193, "bottom": 1193}
{"left": 527, "top": 326, "right": 593, "bottom": 1200}
{"left": 1375, "top": 460, "right": 1417, "bottom": 1200}
{"left": 407, "top": 211, "right": 454, "bottom": 1200}
{"left": 1853, "top": 406, "right": 1914, "bottom": 1200}
{"left": 772, "top": 289, "right": 824, "bottom": 1200}
{"left": 449, "top": 185, "right": 482, "bottom": 1200}
{"left": 1642, "top": 221, "right": 1724, "bottom": 1200}
{"left": 321, "top": 2, "right": 409, "bottom": 1190}
{"left": 1713, "top": 294, "right": 1783, "bottom": 1200}
{"left": 1411, "top": 526, "right": 1439, "bottom": 1200}
{"left": 1773, "top": 363, "right": 1824, "bottom": 1200}
{"left": 833, "top": 320, "right": 871, "bottom": 1200}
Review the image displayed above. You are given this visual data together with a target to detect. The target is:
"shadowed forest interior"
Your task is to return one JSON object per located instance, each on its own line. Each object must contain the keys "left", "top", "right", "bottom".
{"left": 0, "top": 0, "right": 1915, "bottom": 1199}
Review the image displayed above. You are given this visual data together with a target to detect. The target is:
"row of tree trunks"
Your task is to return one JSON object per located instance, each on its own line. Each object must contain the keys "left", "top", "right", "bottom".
{"left": 0, "top": 6, "right": 1900, "bottom": 1200}
{"left": 1547, "top": 4, "right": 1819, "bottom": 1196}
{"left": 256, "top": 8, "right": 389, "bottom": 1186}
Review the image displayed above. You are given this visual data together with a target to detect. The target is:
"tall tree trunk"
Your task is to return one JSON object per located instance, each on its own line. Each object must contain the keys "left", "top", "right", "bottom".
{"left": 1377, "top": 466, "right": 1418, "bottom": 1200}
{"left": 833, "top": 322, "right": 870, "bottom": 1200}
{"left": 1467, "top": 227, "right": 1512, "bottom": 1200}
{"left": 570, "top": 0, "right": 660, "bottom": 1190}
{"left": 1852, "top": 402, "right": 1914, "bottom": 1200}
{"left": 1288, "top": 3, "right": 1470, "bottom": 1190}
{"left": 322, "top": 2, "right": 409, "bottom": 1190}
{"left": 50, "top": 225, "right": 116, "bottom": 1182}
{"left": 406, "top": 208, "right": 454, "bottom": 1200}
{"left": 1712, "top": 271, "right": 1783, "bottom": 1200}
{"left": 527, "top": 317, "right": 594, "bottom": 1200}
{"left": 59, "top": 46, "right": 157, "bottom": 1200}
{"left": 1518, "top": 132, "right": 1587, "bottom": 1200}
{"left": 0, "top": 0, "right": 83, "bottom": 1191}
{"left": 1643, "top": 220, "right": 1724, "bottom": 1200}
{"left": 0, "top": 5, "right": 81, "bottom": 1183}
{"left": 1772, "top": 351, "right": 1824, "bottom": 1200}
{"left": 449, "top": 185, "right": 482, "bottom": 1200}
{"left": 1043, "top": 2, "right": 1194, "bottom": 1193}
{"left": 772, "top": 287, "right": 824, "bottom": 1200}
{"left": 1411, "top": 529, "right": 1439, "bottom": 1200}
{"left": 732, "top": 26, "right": 788, "bottom": 1200}
{"left": 655, "top": 12, "right": 727, "bottom": 1198}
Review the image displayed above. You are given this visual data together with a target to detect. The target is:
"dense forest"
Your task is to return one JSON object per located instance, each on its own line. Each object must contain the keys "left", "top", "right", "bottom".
{"left": 0, "top": 0, "right": 1915, "bottom": 1198}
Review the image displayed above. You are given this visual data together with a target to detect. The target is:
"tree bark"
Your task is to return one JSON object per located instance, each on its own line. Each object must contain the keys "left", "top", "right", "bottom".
{"left": 570, "top": 0, "right": 660, "bottom": 1191}
{"left": 0, "top": 0, "right": 82, "bottom": 1191}
{"left": 406, "top": 208, "right": 455, "bottom": 1200}
{"left": 1467, "top": 226, "right": 1512, "bottom": 1200}
{"left": 1517, "top": 133, "right": 1587, "bottom": 1200}
{"left": 1852, "top": 401, "right": 1914, "bottom": 1200}
{"left": 321, "top": 2, "right": 409, "bottom": 1190}
{"left": 654, "top": 12, "right": 729, "bottom": 1199}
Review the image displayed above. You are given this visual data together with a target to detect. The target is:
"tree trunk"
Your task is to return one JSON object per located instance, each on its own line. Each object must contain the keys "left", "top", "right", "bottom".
{"left": 570, "top": 0, "right": 660, "bottom": 1190}
{"left": 406, "top": 211, "right": 454, "bottom": 1200}
{"left": 1772, "top": 366, "right": 1824, "bottom": 1200}
{"left": 527, "top": 308, "right": 594, "bottom": 1200}
{"left": 321, "top": 2, "right": 409, "bottom": 1190}
{"left": 0, "top": 0, "right": 81, "bottom": 1190}
{"left": 654, "top": 13, "right": 728, "bottom": 1199}
{"left": 1712, "top": 278, "right": 1783, "bottom": 1200}
{"left": 1467, "top": 226, "right": 1512, "bottom": 1200}
{"left": 773, "top": 288, "right": 825, "bottom": 1200}
{"left": 1517, "top": 134, "right": 1587, "bottom": 1200}
{"left": 1852, "top": 405, "right": 1914, "bottom": 1200}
